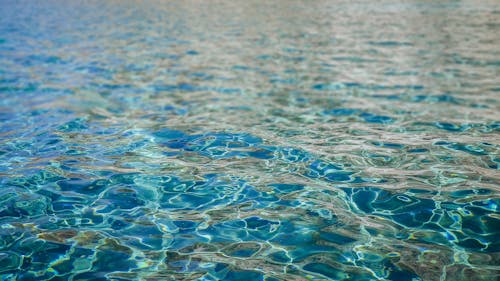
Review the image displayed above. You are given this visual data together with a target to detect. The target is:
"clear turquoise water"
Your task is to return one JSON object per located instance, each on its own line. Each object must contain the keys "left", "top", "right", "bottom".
{"left": 0, "top": 1, "right": 499, "bottom": 280}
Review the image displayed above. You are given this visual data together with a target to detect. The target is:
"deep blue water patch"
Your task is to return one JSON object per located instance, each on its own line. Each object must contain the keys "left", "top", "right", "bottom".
{"left": 343, "top": 186, "right": 499, "bottom": 252}
{"left": 323, "top": 108, "right": 394, "bottom": 124}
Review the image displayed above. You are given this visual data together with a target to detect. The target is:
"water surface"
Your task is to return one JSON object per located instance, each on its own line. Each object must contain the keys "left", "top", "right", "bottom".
{"left": 0, "top": 0, "right": 499, "bottom": 280}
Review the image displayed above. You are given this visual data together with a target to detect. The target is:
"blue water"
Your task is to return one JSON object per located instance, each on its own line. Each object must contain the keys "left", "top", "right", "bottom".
{"left": 1, "top": 1, "right": 499, "bottom": 280}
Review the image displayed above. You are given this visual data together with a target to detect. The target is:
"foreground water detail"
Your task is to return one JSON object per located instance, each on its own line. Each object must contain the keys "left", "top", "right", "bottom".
{"left": 1, "top": 1, "right": 499, "bottom": 280}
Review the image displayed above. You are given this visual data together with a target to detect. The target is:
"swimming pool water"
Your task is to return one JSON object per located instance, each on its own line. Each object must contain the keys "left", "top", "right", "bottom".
{"left": 0, "top": 1, "right": 499, "bottom": 280}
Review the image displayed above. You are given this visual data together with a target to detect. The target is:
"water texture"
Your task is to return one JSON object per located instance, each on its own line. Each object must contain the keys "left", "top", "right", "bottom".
{"left": 0, "top": 0, "right": 499, "bottom": 280}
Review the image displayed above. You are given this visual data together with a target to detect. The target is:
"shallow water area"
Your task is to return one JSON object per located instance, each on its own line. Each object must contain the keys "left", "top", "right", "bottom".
{"left": 0, "top": 0, "right": 499, "bottom": 280}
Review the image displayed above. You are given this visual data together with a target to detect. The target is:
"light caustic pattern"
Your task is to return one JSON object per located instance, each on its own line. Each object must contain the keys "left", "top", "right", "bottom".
{"left": 0, "top": 1, "right": 499, "bottom": 280}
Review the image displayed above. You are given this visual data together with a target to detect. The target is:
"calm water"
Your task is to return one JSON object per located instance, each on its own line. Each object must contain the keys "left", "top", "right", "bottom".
{"left": 1, "top": 1, "right": 499, "bottom": 280}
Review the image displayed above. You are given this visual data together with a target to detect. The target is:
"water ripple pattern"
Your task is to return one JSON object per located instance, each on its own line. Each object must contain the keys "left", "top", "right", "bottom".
{"left": 0, "top": 1, "right": 499, "bottom": 280}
